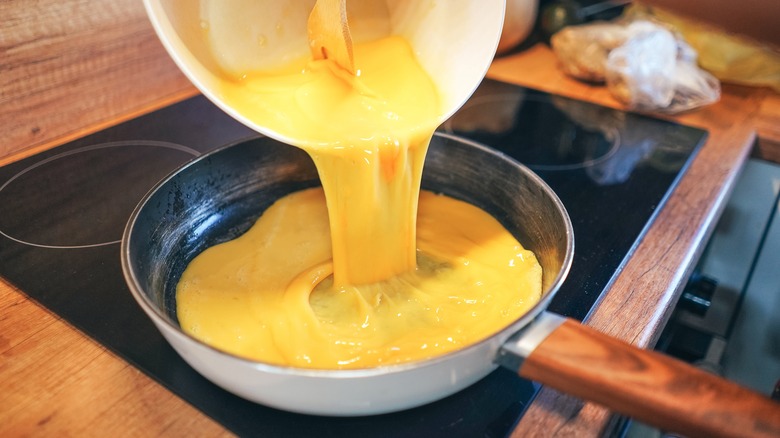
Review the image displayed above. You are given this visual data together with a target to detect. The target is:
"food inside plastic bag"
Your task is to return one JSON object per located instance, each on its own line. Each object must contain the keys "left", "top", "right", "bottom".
{"left": 548, "top": 22, "right": 627, "bottom": 82}
{"left": 551, "top": 20, "right": 720, "bottom": 113}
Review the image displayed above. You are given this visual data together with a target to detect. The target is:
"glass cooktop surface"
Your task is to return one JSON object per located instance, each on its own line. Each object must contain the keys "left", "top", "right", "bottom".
{"left": 0, "top": 79, "right": 706, "bottom": 437}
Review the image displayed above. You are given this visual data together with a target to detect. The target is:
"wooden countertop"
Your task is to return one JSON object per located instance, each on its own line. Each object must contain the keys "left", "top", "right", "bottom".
{"left": 2, "top": 15, "right": 779, "bottom": 435}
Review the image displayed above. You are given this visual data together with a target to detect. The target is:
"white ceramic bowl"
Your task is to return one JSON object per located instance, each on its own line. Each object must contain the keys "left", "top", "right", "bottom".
{"left": 143, "top": 0, "right": 506, "bottom": 144}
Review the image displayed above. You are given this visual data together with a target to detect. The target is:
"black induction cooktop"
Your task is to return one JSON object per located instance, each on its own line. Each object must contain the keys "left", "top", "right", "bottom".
{"left": 0, "top": 79, "right": 706, "bottom": 437}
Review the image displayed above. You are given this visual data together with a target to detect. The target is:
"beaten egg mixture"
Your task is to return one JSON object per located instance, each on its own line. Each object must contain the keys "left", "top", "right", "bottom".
{"left": 176, "top": 35, "right": 543, "bottom": 369}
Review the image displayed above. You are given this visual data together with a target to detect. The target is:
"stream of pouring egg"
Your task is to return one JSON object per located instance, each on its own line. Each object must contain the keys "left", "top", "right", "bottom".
{"left": 176, "top": 33, "right": 543, "bottom": 368}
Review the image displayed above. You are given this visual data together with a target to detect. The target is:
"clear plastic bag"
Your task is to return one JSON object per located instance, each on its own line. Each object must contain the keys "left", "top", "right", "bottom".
{"left": 551, "top": 20, "right": 721, "bottom": 113}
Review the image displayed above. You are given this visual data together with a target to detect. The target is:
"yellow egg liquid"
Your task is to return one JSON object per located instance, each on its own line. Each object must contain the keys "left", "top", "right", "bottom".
{"left": 176, "top": 35, "right": 543, "bottom": 369}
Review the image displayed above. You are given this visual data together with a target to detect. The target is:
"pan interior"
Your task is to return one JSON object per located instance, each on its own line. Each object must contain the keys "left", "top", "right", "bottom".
{"left": 126, "top": 134, "right": 571, "bottom": 340}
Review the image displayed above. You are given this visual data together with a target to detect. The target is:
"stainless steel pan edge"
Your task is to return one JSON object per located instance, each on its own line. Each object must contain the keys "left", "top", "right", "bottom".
{"left": 121, "top": 132, "right": 574, "bottom": 416}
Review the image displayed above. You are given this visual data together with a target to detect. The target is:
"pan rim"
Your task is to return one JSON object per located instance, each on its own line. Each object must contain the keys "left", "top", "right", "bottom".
{"left": 120, "top": 131, "right": 574, "bottom": 379}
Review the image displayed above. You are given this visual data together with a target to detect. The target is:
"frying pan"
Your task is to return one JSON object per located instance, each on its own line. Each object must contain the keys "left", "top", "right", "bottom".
{"left": 122, "top": 133, "right": 780, "bottom": 438}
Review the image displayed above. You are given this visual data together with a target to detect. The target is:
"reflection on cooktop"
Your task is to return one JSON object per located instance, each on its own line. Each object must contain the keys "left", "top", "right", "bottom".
{"left": 443, "top": 81, "right": 697, "bottom": 190}
{"left": 444, "top": 94, "right": 620, "bottom": 171}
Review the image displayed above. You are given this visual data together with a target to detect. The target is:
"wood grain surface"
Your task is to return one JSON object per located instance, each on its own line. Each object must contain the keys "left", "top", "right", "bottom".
{"left": 519, "top": 319, "right": 780, "bottom": 438}
{"left": 0, "top": 282, "right": 230, "bottom": 437}
{"left": 1, "top": 2, "right": 779, "bottom": 436}
{"left": 0, "top": 0, "right": 196, "bottom": 163}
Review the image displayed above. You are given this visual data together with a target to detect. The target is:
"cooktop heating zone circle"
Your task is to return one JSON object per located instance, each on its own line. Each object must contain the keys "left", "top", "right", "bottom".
{"left": 0, "top": 141, "right": 200, "bottom": 249}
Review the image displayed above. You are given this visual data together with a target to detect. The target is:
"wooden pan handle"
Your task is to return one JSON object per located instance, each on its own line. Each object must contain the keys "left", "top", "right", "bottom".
{"left": 517, "top": 318, "right": 780, "bottom": 438}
